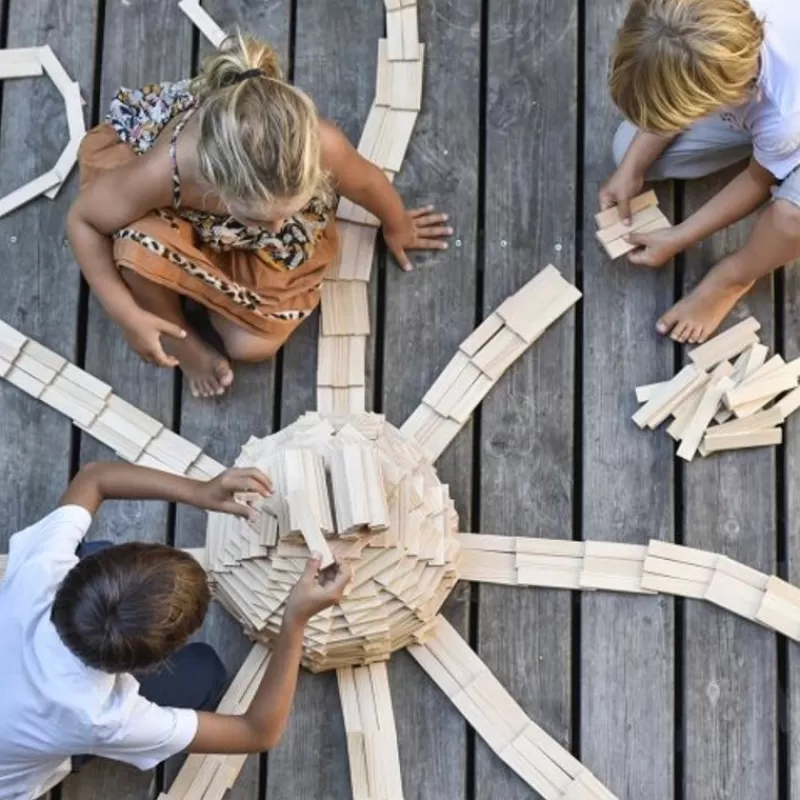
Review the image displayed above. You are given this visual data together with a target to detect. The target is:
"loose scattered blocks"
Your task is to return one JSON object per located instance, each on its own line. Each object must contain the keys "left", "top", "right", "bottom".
{"left": 595, "top": 190, "right": 671, "bottom": 259}
{"left": 633, "top": 317, "right": 798, "bottom": 459}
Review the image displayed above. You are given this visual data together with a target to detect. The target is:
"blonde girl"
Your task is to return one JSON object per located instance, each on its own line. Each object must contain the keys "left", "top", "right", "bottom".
{"left": 600, "top": 0, "right": 800, "bottom": 343}
{"left": 68, "top": 33, "right": 452, "bottom": 397}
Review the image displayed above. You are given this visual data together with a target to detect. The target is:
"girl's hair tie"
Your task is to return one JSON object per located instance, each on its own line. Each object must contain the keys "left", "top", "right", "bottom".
{"left": 229, "top": 68, "right": 264, "bottom": 85}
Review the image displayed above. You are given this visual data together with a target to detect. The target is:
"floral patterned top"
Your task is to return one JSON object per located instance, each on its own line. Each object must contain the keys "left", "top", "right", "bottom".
{"left": 105, "top": 81, "right": 332, "bottom": 264}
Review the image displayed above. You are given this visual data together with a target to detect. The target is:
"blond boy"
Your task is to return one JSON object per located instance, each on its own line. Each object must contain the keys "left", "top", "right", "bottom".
{"left": 602, "top": 0, "right": 800, "bottom": 342}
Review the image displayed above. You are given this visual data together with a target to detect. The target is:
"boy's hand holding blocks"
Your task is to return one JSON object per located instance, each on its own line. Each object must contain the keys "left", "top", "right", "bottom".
{"left": 595, "top": 190, "right": 672, "bottom": 259}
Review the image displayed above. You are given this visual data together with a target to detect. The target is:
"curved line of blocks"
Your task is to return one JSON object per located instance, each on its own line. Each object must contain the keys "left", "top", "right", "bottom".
{"left": 0, "top": 46, "right": 85, "bottom": 218}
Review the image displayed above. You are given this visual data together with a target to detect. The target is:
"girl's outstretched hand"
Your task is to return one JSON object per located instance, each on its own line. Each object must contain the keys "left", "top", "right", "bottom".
{"left": 383, "top": 205, "right": 454, "bottom": 272}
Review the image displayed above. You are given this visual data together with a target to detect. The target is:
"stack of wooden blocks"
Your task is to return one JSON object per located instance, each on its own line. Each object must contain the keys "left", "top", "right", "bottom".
{"left": 401, "top": 265, "right": 581, "bottom": 461}
{"left": 318, "top": 1, "right": 424, "bottom": 416}
{"left": 338, "top": 663, "right": 404, "bottom": 800}
{"left": 0, "top": 319, "right": 224, "bottom": 479}
{"left": 595, "top": 190, "right": 672, "bottom": 259}
{"left": 632, "top": 317, "right": 800, "bottom": 460}
{"left": 409, "top": 617, "right": 618, "bottom": 800}
{"left": 0, "top": 46, "right": 85, "bottom": 217}
{"left": 205, "top": 410, "right": 460, "bottom": 674}
{"left": 159, "top": 644, "right": 271, "bottom": 800}
{"left": 457, "top": 534, "right": 800, "bottom": 643}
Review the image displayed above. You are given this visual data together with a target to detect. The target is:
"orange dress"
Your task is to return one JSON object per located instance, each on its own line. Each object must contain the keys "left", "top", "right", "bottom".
{"left": 78, "top": 81, "right": 338, "bottom": 348}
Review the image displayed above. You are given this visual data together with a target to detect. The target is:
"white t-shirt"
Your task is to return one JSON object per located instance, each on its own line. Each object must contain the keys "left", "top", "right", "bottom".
{"left": 0, "top": 507, "right": 198, "bottom": 800}
{"left": 728, "top": 0, "right": 800, "bottom": 178}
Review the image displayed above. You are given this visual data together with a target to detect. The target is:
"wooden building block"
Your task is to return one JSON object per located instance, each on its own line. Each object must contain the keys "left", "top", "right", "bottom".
{"left": 676, "top": 371, "right": 735, "bottom": 461}
{"left": 321, "top": 281, "right": 371, "bottom": 336}
{"left": 666, "top": 385, "right": 705, "bottom": 441}
{"left": 60, "top": 363, "right": 112, "bottom": 400}
{"left": 701, "top": 427, "right": 782, "bottom": 454}
{"left": 400, "top": 5, "right": 421, "bottom": 61}
{"left": 594, "top": 189, "right": 658, "bottom": 229}
{"left": 21, "top": 340, "right": 67, "bottom": 373}
{"left": 704, "top": 407, "right": 783, "bottom": 438}
{"left": 5, "top": 364, "right": 45, "bottom": 398}
{"left": 375, "top": 39, "right": 391, "bottom": 106}
{"left": 0, "top": 319, "right": 27, "bottom": 362}
{"left": 178, "top": 0, "right": 227, "bottom": 47}
{"left": 688, "top": 317, "right": 761, "bottom": 370}
{"left": 471, "top": 327, "right": 528, "bottom": 380}
{"left": 287, "top": 491, "right": 334, "bottom": 569}
{"left": 647, "top": 539, "right": 718, "bottom": 569}
{"left": 0, "top": 48, "right": 44, "bottom": 79}
{"left": 0, "top": 169, "right": 62, "bottom": 219}
{"left": 724, "top": 371, "right": 798, "bottom": 409}
{"left": 777, "top": 386, "right": 800, "bottom": 419}
{"left": 334, "top": 220, "right": 378, "bottom": 281}
{"left": 386, "top": 9, "right": 404, "bottom": 60}
{"left": 385, "top": 109, "right": 419, "bottom": 172}
{"left": 336, "top": 196, "right": 380, "bottom": 228}
{"left": 388, "top": 46, "right": 424, "bottom": 111}
{"left": 635, "top": 380, "right": 668, "bottom": 404}
{"left": 317, "top": 335, "right": 367, "bottom": 388}
{"left": 603, "top": 214, "right": 672, "bottom": 259}
{"left": 755, "top": 576, "right": 800, "bottom": 640}
{"left": 459, "top": 314, "right": 504, "bottom": 357}
{"left": 632, "top": 364, "right": 708, "bottom": 429}
{"left": 704, "top": 556, "right": 768, "bottom": 621}
{"left": 14, "top": 352, "right": 58, "bottom": 385}
{"left": 357, "top": 104, "right": 390, "bottom": 161}
{"left": 731, "top": 342, "right": 769, "bottom": 384}
{"left": 596, "top": 204, "right": 668, "bottom": 246}
{"left": 40, "top": 384, "right": 98, "bottom": 429}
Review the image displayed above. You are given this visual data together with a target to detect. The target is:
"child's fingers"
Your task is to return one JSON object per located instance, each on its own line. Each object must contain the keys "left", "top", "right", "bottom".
{"left": 391, "top": 245, "right": 413, "bottom": 272}
{"left": 237, "top": 467, "right": 273, "bottom": 495}
{"left": 617, "top": 197, "right": 632, "bottom": 225}
{"left": 220, "top": 499, "right": 257, "bottom": 521}
{"left": 151, "top": 346, "right": 180, "bottom": 368}
{"left": 156, "top": 318, "right": 188, "bottom": 341}
{"left": 408, "top": 204, "right": 436, "bottom": 218}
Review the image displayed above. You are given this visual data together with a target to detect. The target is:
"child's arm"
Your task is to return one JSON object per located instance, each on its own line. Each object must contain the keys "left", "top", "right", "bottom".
{"left": 624, "top": 160, "right": 776, "bottom": 267}
{"left": 67, "top": 152, "right": 187, "bottom": 367}
{"left": 60, "top": 462, "right": 272, "bottom": 518}
{"left": 599, "top": 130, "right": 678, "bottom": 223}
{"left": 320, "top": 120, "right": 453, "bottom": 271}
{"left": 187, "top": 556, "right": 351, "bottom": 754}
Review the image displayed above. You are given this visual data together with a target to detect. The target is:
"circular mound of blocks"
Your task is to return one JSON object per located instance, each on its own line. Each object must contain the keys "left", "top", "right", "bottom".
{"left": 204, "top": 412, "right": 461, "bottom": 672}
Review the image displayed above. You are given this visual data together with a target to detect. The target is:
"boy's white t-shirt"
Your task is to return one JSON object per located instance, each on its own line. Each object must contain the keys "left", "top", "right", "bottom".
{"left": 0, "top": 507, "right": 198, "bottom": 800}
{"left": 732, "top": 0, "right": 800, "bottom": 178}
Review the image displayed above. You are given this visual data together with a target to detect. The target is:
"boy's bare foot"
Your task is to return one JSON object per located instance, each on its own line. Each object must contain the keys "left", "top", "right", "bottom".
{"left": 656, "top": 271, "right": 754, "bottom": 344}
{"left": 165, "top": 330, "right": 234, "bottom": 398}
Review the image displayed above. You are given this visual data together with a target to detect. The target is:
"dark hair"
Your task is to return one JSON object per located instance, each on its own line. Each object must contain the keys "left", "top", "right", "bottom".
{"left": 51, "top": 543, "right": 210, "bottom": 673}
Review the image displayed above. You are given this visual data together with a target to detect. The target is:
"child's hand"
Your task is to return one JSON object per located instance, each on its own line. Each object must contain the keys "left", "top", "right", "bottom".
{"left": 625, "top": 227, "right": 682, "bottom": 268}
{"left": 598, "top": 168, "right": 645, "bottom": 225}
{"left": 285, "top": 556, "right": 352, "bottom": 627}
{"left": 384, "top": 205, "right": 453, "bottom": 272}
{"left": 122, "top": 309, "right": 187, "bottom": 368}
{"left": 195, "top": 467, "right": 273, "bottom": 520}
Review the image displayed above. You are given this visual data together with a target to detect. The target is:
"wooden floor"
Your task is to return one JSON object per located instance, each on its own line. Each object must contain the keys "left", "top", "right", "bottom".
{"left": 1, "top": 0, "right": 798, "bottom": 798}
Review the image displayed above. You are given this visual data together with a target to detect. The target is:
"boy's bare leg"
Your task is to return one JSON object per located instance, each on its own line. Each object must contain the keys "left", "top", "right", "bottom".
{"left": 210, "top": 312, "right": 282, "bottom": 363}
{"left": 657, "top": 200, "right": 800, "bottom": 342}
{"left": 121, "top": 269, "right": 234, "bottom": 397}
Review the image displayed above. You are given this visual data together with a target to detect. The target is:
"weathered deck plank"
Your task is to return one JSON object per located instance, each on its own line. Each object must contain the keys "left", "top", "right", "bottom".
{"left": 580, "top": 3, "right": 676, "bottom": 798}
{"left": 476, "top": 1, "right": 578, "bottom": 798}
{"left": 381, "top": 0, "right": 480, "bottom": 797}
{"left": 64, "top": 1, "right": 193, "bottom": 798}
{"left": 681, "top": 177, "right": 777, "bottom": 800}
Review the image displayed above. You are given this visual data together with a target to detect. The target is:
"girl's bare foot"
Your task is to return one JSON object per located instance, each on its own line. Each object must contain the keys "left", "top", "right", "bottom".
{"left": 164, "top": 330, "right": 234, "bottom": 398}
{"left": 656, "top": 270, "right": 754, "bottom": 344}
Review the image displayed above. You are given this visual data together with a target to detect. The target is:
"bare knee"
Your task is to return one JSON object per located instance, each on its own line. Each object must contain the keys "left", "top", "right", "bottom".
{"left": 770, "top": 199, "right": 800, "bottom": 243}
{"left": 223, "top": 335, "right": 280, "bottom": 363}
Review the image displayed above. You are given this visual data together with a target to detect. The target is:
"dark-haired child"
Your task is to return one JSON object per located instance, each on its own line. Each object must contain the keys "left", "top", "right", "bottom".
{"left": 0, "top": 462, "right": 349, "bottom": 799}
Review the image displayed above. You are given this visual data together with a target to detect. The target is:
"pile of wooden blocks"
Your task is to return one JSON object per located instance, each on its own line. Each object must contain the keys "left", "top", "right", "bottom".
{"left": 595, "top": 190, "right": 671, "bottom": 259}
{"left": 205, "top": 410, "right": 460, "bottom": 673}
{"left": 0, "top": 319, "right": 224, "bottom": 479}
{"left": 338, "top": 663, "right": 404, "bottom": 800}
{"left": 409, "top": 617, "right": 618, "bottom": 800}
{"left": 402, "top": 265, "right": 581, "bottom": 461}
{"left": 160, "top": 644, "right": 271, "bottom": 800}
{"left": 457, "top": 534, "right": 800, "bottom": 643}
{"left": 0, "top": 46, "right": 85, "bottom": 218}
{"left": 633, "top": 317, "right": 800, "bottom": 460}
{"left": 318, "top": 1, "right": 424, "bottom": 416}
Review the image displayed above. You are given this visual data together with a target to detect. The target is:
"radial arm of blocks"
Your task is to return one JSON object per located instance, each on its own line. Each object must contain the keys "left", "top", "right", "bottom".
{"left": 159, "top": 644, "right": 271, "bottom": 800}
{"left": 178, "top": 0, "right": 227, "bottom": 48}
{"left": 408, "top": 616, "right": 618, "bottom": 800}
{"left": 338, "top": 663, "right": 405, "bottom": 800}
{"left": 401, "top": 265, "right": 581, "bottom": 461}
{"left": 0, "top": 318, "right": 231, "bottom": 561}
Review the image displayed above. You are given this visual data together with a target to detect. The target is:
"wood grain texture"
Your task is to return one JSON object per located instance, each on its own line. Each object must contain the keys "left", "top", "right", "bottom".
{"left": 681, "top": 173, "right": 777, "bottom": 800}
{"left": 580, "top": 2, "right": 675, "bottom": 798}
{"left": 381, "top": 0, "right": 480, "bottom": 797}
{"left": 476, "top": 1, "right": 577, "bottom": 798}
{"left": 782, "top": 256, "right": 800, "bottom": 800}
{"left": 66, "top": 1, "right": 192, "bottom": 798}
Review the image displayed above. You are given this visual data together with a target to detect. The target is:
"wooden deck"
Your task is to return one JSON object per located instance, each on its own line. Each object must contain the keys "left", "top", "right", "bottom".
{"left": 0, "top": 0, "right": 797, "bottom": 798}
